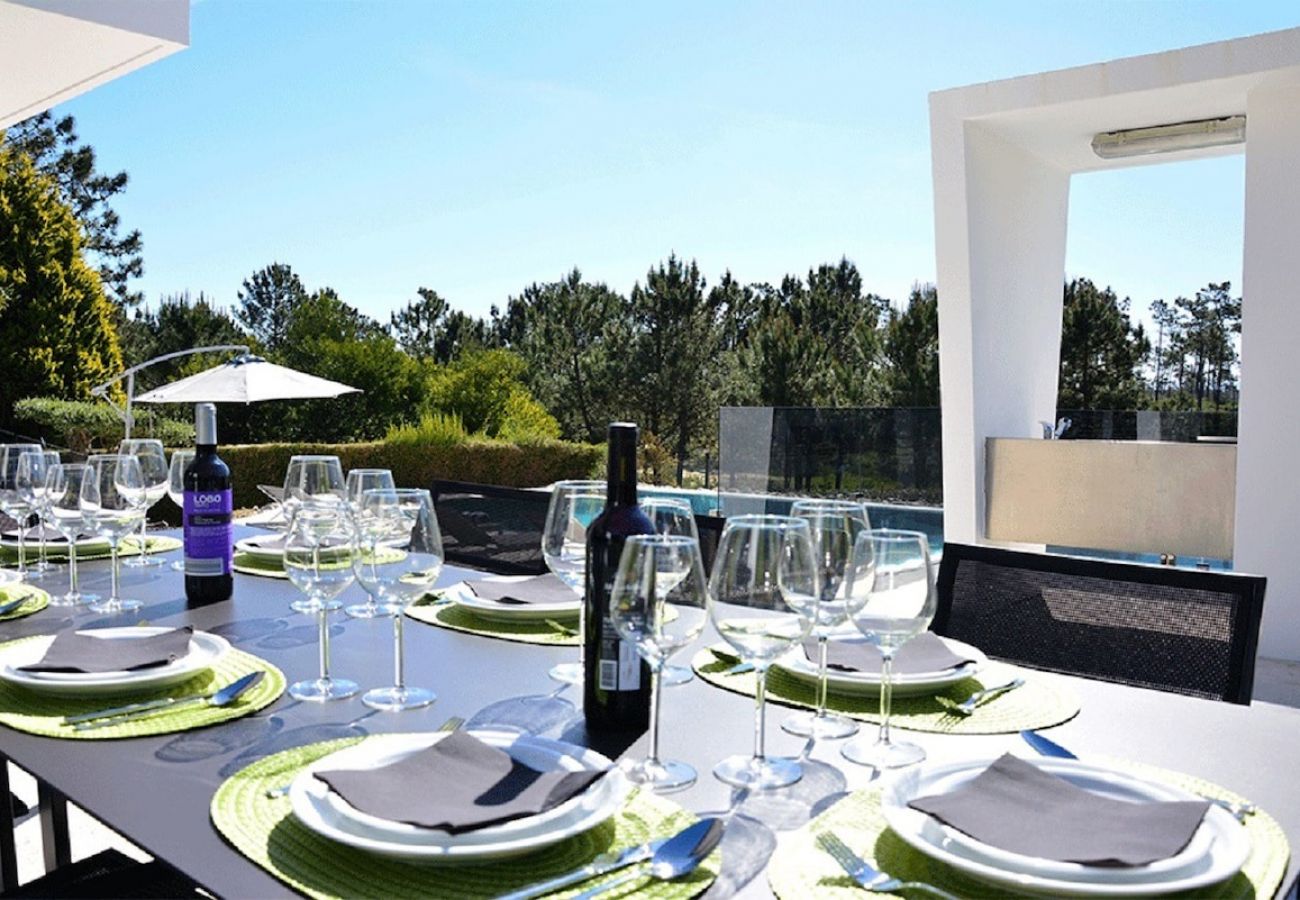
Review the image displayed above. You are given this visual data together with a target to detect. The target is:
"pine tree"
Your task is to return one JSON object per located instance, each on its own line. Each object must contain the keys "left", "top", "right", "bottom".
{"left": 235, "top": 263, "right": 307, "bottom": 352}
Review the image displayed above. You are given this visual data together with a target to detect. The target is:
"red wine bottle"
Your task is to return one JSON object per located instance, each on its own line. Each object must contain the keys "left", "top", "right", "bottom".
{"left": 183, "top": 403, "right": 233, "bottom": 606}
{"left": 583, "top": 423, "right": 654, "bottom": 735}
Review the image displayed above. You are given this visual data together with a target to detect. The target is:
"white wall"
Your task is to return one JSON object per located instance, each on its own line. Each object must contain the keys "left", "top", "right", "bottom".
{"left": 1236, "top": 78, "right": 1300, "bottom": 661}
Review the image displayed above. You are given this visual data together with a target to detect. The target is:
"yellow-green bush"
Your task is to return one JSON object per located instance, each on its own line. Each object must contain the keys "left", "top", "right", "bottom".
{"left": 221, "top": 437, "right": 602, "bottom": 510}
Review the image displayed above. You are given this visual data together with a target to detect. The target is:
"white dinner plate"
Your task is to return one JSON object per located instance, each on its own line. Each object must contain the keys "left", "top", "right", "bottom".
{"left": 0, "top": 534, "right": 110, "bottom": 553}
{"left": 881, "top": 756, "right": 1250, "bottom": 897}
{"left": 775, "top": 635, "right": 987, "bottom": 697}
{"left": 234, "top": 534, "right": 287, "bottom": 560}
{"left": 290, "top": 730, "right": 629, "bottom": 861}
{"left": 0, "top": 570, "right": 19, "bottom": 587}
{"left": 0, "top": 627, "right": 231, "bottom": 697}
{"left": 444, "top": 576, "right": 581, "bottom": 622}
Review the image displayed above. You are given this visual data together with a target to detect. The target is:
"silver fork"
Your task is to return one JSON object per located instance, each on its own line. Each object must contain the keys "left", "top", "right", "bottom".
{"left": 817, "top": 832, "right": 961, "bottom": 899}
{"left": 263, "top": 715, "right": 465, "bottom": 799}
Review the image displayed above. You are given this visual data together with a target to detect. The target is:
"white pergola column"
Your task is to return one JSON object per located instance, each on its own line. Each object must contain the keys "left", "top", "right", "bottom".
{"left": 933, "top": 121, "right": 1070, "bottom": 544}
{"left": 1235, "top": 78, "right": 1300, "bottom": 660}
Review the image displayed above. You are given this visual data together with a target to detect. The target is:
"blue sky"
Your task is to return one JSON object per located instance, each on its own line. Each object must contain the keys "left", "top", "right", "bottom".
{"left": 52, "top": 1, "right": 1300, "bottom": 326}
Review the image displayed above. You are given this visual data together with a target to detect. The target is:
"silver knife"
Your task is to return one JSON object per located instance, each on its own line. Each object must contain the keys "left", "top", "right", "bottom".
{"left": 496, "top": 837, "right": 668, "bottom": 900}
{"left": 64, "top": 671, "right": 264, "bottom": 726}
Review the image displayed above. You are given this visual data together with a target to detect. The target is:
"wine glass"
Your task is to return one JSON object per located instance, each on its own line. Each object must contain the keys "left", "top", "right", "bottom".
{"left": 344, "top": 468, "right": 397, "bottom": 619}
{"left": 610, "top": 534, "right": 707, "bottom": 791}
{"left": 167, "top": 450, "right": 195, "bottom": 571}
{"left": 283, "top": 455, "right": 346, "bottom": 612}
{"left": 17, "top": 450, "right": 60, "bottom": 579}
{"left": 707, "top": 515, "right": 816, "bottom": 788}
{"left": 284, "top": 501, "right": 359, "bottom": 702}
{"left": 783, "top": 498, "right": 872, "bottom": 740}
{"left": 840, "top": 529, "right": 936, "bottom": 769}
{"left": 44, "top": 463, "right": 98, "bottom": 606}
{"left": 354, "top": 488, "right": 443, "bottom": 711}
{"left": 640, "top": 498, "right": 699, "bottom": 687}
{"left": 0, "top": 443, "right": 43, "bottom": 577}
{"left": 119, "top": 439, "right": 168, "bottom": 568}
{"left": 79, "top": 454, "right": 147, "bottom": 615}
{"left": 541, "top": 480, "right": 605, "bottom": 685}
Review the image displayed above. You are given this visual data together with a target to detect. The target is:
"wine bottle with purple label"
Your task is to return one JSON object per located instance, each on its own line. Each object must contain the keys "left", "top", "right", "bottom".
{"left": 183, "top": 402, "right": 233, "bottom": 606}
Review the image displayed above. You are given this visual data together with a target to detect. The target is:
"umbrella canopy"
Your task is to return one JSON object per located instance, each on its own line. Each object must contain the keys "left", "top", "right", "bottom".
{"left": 134, "top": 355, "right": 361, "bottom": 405}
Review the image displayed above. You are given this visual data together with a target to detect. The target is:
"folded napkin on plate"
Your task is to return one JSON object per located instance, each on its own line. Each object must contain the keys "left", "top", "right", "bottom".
{"left": 908, "top": 753, "right": 1209, "bottom": 867}
{"left": 19, "top": 627, "right": 195, "bottom": 674}
{"left": 805, "top": 632, "right": 974, "bottom": 675}
{"left": 466, "top": 574, "right": 574, "bottom": 606}
{"left": 315, "top": 731, "right": 605, "bottom": 834}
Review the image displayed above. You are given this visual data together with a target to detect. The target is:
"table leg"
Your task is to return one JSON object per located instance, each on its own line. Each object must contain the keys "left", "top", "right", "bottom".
{"left": 0, "top": 759, "right": 16, "bottom": 891}
{"left": 37, "top": 782, "right": 71, "bottom": 871}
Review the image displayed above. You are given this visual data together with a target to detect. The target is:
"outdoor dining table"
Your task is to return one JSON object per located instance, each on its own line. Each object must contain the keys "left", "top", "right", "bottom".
{"left": 0, "top": 525, "right": 1295, "bottom": 898}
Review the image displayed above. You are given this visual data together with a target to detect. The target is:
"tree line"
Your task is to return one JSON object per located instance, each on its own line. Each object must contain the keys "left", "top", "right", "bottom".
{"left": 0, "top": 111, "right": 1241, "bottom": 479}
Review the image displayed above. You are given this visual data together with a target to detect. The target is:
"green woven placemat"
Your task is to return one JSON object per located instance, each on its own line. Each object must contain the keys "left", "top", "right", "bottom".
{"left": 232, "top": 547, "right": 406, "bottom": 580}
{"left": 0, "top": 584, "right": 49, "bottom": 622}
{"left": 692, "top": 646, "right": 1079, "bottom": 735}
{"left": 405, "top": 596, "right": 581, "bottom": 646}
{"left": 0, "top": 535, "right": 182, "bottom": 563}
{"left": 0, "top": 638, "right": 284, "bottom": 740}
{"left": 767, "top": 759, "right": 1289, "bottom": 899}
{"left": 211, "top": 736, "right": 720, "bottom": 900}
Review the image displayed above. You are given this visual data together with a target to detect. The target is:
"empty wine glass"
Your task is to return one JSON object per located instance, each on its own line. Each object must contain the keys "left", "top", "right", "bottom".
{"left": 80, "top": 454, "right": 147, "bottom": 615}
{"left": 167, "top": 450, "right": 195, "bottom": 571}
{"left": 16, "top": 450, "right": 60, "bottom": 579}
{"left": 640, "top": 497, "right": 700, "bottom": 687}
{"left": 610, "top": 534, "right": 707, "bottom": 791}
{"left": 355, "top": 488, "right": 443, "bottom": 711}
{"left": 344, "top": 468, "right": 397, "bottom": 619}
{"left": 284, "top": 502, "right": 359, "bottom": 702}
{"left": 0, "top": 443, "right": 43, "bottom": 577}
{"left": 45, "top": 463, "right": 98, "bottom": 606}
{"left": 783, "top": 498, "right": 872, "bottom": 740}
{"left": 120, "top": 439, "right": 168, "bottom": 568}
{"left": 707, "top": 515, "right": 816, "bottom": 788}
{"left": 841, "top": 529, "right": 935, "bottom": 769}
{"left": 541, "top": 480, "right": 605, "bottom": 685}
{"left": 284, "top": 455, "right": 347, "bottom": 612}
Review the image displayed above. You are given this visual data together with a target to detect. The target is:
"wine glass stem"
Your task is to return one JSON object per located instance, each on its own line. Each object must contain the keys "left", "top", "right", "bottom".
{"left": 816, "top": 634, "right": 830, "bottom": 718}
{"left": 68, "top": 543, "right": 78, "bottom": 592}
{"left": 38, "top": 515, "right": 47, "bottom": 566}
{"left": 317, "top": 605, "right": 331, "bottom": 681}
{"left": 109, "top": 541, "right": 120, "bottom": 605}
{"left": 392, "top": 608, "right": 405, "bottom": 689}
{"left": 753, "top": 664, "right": 769, "bottom": 763}
{"left": 877, "top": 652, "right": 895, "bottom": 746}
{"left": 138, "top": 515, "right": 149, "bottom": 559}
{"left": 647, "top": 661, "right": 664, "bottom": 765}
{"left": 15, "top": 526, "right": 25, "bottom": 574}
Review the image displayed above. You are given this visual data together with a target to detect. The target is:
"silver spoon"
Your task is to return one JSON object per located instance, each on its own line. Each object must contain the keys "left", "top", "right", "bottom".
{"left": 575, "top": 817, "right": 724, "bottom": 899}
{"left": 938, "top": 677, "right": 1025, "bottom": 716}
{"left": 70, "top": 670, "right": 265, "bottom": 731}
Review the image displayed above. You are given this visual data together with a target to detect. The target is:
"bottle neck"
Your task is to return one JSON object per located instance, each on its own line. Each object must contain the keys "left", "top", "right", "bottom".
{"left": 195, "top": 443, "right": 218, "bottom": 456}
{"left": 606, "top": 446, "right": 637, "bottom": 507}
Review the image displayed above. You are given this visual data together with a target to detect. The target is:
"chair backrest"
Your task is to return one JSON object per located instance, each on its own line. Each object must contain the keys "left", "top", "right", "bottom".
{"left": 934, "top": 543, "right": 1266, "bottom": 704}
{"left": 430, "top": 481, "right": 551, "bottom": 576}
{"left": 694, "top": 514, "right": 725, "bottom": 576}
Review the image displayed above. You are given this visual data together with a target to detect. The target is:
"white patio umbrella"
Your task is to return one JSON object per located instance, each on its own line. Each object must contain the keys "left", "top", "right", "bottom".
{"left": 134, "top": 354, "right": 361, "bottom": 405}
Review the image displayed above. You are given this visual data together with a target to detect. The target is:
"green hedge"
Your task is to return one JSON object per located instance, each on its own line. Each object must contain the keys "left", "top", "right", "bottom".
{"left": 220, "top": 438, "right": 603, "bottom": 510}
{"left": 14, "top": 397, "right": 193, "bottom": 454}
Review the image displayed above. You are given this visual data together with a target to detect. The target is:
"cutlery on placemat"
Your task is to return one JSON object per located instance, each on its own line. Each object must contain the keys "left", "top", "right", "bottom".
{"left": 572, "top": 817, "right": 723, "bottom": 900}
{"left": 1019, "top": 730, "right": 1258, "bottom": 821}
{"left": 817, "top": 831, "right": 960, "bottom": 899}
{"left": 67, "top": 670, "right": 265, "bottom": 730}
{"left": 0, "top": 591, "right": 34, "bottom": 616}
{"left": 499, "top": 818, "right": 722, "bottom": 900}
{"left": 544, "top": 619, "right": 578, "bottom": 637}
{"left": 708, "top": 647, "right": 756, "bottom": 676}
{"left": 937, "top": 677, "right": 1024, "bottom": 716}
{"left": 264, "top": 714, "right": 465, "bottom": 799}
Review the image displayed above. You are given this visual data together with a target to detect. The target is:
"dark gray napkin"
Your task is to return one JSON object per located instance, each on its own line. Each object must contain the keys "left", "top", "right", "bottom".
{"left": 466, "top": 574, "right": 575, "bottom": 606}
{"left": 20, "top": 627, "right": 195, "bottom": 674}
{"left": 908, "top": 753, "right": 1209, "bottom": 867}
{"left": 805, "top": 632, "right": 974, "bottom": 675}
{"left": 315, "top": 730, "right": 606, "bottom": 834}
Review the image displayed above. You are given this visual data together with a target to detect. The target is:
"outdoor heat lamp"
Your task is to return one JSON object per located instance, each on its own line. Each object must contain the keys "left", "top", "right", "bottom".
{"left": 1091, "top": 115, "right": 1246, "bottom": 159}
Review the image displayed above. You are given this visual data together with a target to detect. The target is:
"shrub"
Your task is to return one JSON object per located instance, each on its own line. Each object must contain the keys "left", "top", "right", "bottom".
{"left": 14, "top": 396, "right": 193, "bottom": 454}
{"left": 425, "top": 349, "right": 561, "bottom": 440}
{"left": 220, "top": 437, "right": 602, "bottom": 510}
{"left": 386, "top": 412, "right": 469, "bottom": 447}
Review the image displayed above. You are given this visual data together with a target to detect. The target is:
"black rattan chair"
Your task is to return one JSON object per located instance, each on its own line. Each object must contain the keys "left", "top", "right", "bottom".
{"left": 934, "top": 543, "right": 1266, "bottom": 704}
{"left": 430, "top": 481, "right": 551, "bottom": 576}
{"left": 694, "top": 513, "right": 724, "bottom": 576}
